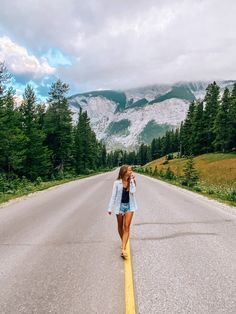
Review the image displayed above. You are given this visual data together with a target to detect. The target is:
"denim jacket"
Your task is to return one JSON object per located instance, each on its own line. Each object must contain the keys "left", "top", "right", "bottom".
{"left": 106, "top": 178, "right": 138, "bottom": 214}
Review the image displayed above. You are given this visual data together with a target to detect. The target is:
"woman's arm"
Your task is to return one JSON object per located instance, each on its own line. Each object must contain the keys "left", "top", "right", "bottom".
{"left": 107, "top": 181, "right": 117, "bottom": 213}
{"left": 130, "top": 177, "right": 136, "bottom": 193}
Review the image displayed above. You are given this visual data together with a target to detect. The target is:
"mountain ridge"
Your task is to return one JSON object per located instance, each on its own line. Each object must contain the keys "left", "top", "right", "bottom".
{"left": 68, "top": 80, "right": 236, "bottom": 151}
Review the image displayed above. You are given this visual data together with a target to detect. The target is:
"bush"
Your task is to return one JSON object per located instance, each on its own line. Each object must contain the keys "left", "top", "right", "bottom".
{"left": 153, "top": 166, "right": 158, "bottom": 176}
{"left": 165, "top": 166, "right": 175, "bottom": 180}
{"left": 0, "top": 173, "right": 7, "bottom": 193}
{"left": 166, "top": 153, "right": 174, "bottom": 160}
{"left": 229, "top": 189, "right": 236, "bottom": 202}
{"left": 35, "top": 176, "right": 42, "bottom": 185}
{"left": 82, "top": 168, "right": 95, "bottom": 175}
{"left": 193, "top": 185, "right": 202, "bottom": 192}
{"left": 207, "top": 188, "right": 214, "bottom": 195}
{"left": 182, "top": 155, "right": 199, "bottom": 187}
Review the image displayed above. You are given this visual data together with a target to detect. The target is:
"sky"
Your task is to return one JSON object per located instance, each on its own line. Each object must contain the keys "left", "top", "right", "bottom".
{"left": 0, "top": 0, "right": 236, "bottom": 99}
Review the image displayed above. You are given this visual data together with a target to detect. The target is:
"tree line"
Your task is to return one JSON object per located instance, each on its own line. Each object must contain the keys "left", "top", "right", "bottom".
{"left": 1, "top": 60, "right": 235, "bottom": 184}
{"left": 112, "top": 81, "right": 236, "bottom": 166}
{"left": 0, "top": 62, "right": 108, "bottom": 184}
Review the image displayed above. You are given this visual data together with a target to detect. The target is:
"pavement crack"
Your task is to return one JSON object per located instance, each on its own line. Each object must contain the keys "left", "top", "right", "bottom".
{"left": 132, "top": 231, "right": 218, "bottom": 241}
{"left": 134, "top": 219, "right": 232, "bottom": 226}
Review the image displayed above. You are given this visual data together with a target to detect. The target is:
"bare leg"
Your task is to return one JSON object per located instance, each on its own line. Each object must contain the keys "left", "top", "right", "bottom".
{"left": 122, "top": 212, "right": 134, "bottom": 253}
{"left": 116, "top": 214, "right": 124, "bottom": 241}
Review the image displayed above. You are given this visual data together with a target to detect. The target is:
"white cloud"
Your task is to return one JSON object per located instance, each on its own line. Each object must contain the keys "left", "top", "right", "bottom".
{"left": 0, "top": 0, "right": 236, "bottom": 92}
{"left": 0, "top": 36, "right": 55, "bottom": 78}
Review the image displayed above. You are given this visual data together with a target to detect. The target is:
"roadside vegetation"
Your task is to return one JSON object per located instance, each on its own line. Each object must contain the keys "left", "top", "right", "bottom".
{"left": 133, "top": 153, "right": 236, "bottom": 206}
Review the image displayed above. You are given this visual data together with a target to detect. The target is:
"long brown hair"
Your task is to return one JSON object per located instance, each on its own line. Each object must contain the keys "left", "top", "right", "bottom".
{"left": 116, "top": 164, "right": 136, "bottom": 191}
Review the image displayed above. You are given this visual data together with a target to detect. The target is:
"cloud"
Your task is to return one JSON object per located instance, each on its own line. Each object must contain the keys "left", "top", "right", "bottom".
{"left": 0, "top": 0, "right": 236, "bottom": 93}
{"left": 0, "top": 36, "right": 56, "bottom": 79}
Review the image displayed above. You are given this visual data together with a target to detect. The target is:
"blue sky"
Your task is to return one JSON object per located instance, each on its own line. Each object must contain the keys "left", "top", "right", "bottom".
{"left": 0, "top": 0, "right": 236, "bottom": 101}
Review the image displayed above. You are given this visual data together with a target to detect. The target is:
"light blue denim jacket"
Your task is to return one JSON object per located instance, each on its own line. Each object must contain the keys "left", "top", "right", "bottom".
{"left": 107, "top": 178, "right": 138, "bottom": 214}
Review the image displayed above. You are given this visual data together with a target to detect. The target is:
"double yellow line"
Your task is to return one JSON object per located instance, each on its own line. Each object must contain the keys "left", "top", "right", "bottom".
{"left": 123, "top": 239, "right": 136, "bottom": 314}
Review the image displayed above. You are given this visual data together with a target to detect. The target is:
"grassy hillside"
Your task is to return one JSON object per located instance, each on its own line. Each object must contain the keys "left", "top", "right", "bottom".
{"left": 136, "top": 153, "right": 236, "bottom": 205}
{"left": 145, "top": 153, "right": 236, "bottom": 187}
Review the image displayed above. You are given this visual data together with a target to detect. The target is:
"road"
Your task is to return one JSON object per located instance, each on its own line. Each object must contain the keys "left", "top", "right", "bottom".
{"left": 0, "top": 169, "right": 236, "bottom": 313}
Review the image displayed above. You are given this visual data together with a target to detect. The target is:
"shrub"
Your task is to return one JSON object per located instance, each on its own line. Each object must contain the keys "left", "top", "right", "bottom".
{"left": 35, "top": 177, "right": 42, "bottom": 185}
{"left": 166, "top": 153, "right": 174, "bottom": 160}
{"left": 165, "top": 166, "right": 175, "bottom": 180}
{"left": 182, "top": 155, "right": 199, "bottom": 187}
{"left": 153, "top": 166, "right": 158, "bottom": 176}
{"left": 193, "top": 185, "right": 202, "bottom": 192}
{"left": 229, "top": 189, "right": 236, "bottom": 202}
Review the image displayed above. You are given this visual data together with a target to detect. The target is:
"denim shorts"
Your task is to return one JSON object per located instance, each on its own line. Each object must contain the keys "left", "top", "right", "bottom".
{"left": 119, "top": 202, "right": 133, "bottom": 215}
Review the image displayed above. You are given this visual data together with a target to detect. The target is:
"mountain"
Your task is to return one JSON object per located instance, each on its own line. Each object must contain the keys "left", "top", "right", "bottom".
{"left": 68, "top": 80, "right": 236, "bottom": 151}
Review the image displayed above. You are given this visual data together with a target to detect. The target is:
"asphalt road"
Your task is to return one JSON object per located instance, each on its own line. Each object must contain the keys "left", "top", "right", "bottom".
{"left": 0, "top": 169, "right": 236, "bottom": 314}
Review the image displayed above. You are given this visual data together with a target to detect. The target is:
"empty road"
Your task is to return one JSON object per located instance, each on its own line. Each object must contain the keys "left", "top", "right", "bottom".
{"left": 0, "top": 169, "right": 236, "bottom": 313}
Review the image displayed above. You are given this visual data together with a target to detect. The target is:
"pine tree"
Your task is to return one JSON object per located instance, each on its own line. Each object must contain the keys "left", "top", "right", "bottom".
{"left": 83, "top": 110, "right": 97, "bottom": 170}
{"left": 181, "top": 101, "right": 196, "bottom": 155}
{"left": 19, "top": 85, "right": 51, "bottom": 180}
{"left": 202, "top": 82, "right": 220, "bottom": 152}
{"left": 0, "top": 64, "right": 27, "bottom": 177}
{"left": 182, "top": 155, "right": 199, "bottom": 187}
{"left": 228, "top": 83, "right": 236, "bottom": 150}
{"left": 44, "top": 79, "right": 73, "bottom": 175}
{"left": 191, "top": 100, "right": 205, "bottom": 155}
{"left": 74, "top": 108, "right": 101, "bottom": 173}
{"left": 74, "top": 108, "right": 85, "bottom": 173}
{"left": 213, "top": 87, "right": 231, "bottom": 152}
{"left": 0, "top": 88, "right": 28, "bottom": 177}
{"left": 0, "top": 62, "right": 11, "bottom": 96}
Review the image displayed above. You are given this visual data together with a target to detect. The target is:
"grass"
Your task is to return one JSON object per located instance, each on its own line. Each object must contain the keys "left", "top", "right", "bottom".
{"left": 146, "top": 153, "right": 236, "bottom": 188}
{"left": 0, "top": 169, "right": 114, "bottom": 205}
{"left": 136, "top": 152, "right": 236, "bottom": 207}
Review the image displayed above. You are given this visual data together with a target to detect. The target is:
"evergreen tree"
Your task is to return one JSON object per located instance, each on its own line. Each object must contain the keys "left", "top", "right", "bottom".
{"left": 181, "top": 101, "right": 196, "bottom": 155}
{"left": 0, "top": 64, "right": 27, "bottom": 177}
{"left": 0, "top": 62, "right": 11, "bottom": 96}
{"left": 74, "top": 108, "right": 86, "bottom": 173}
{"left": 0, "top": 88, "right": 28, "bottom": 177}
{"left": 182, "top": 155, "right": 199, "bottom": 187}
{"left": 202, "top": 81, "right": 220, "bottom": 152}
{"left": 228, "top": 83, "right": 236, "bottom": 150}
{"left": 44, "top": 79, "right": 73, "bottom": 175}
{"left": 191, "top": 100, "right": 205, "bottom": 155}
{"left": 213, "top": 87, "right": 231, "bottom": 152}
{"left": 137, "top": 143, "right": 151, "bottom": 165}
{"left": 99, "top": 142, "right": 107, "bottom": 168}
{"left": 19, "top": 85, "right": 51, "bottom": 180}
{"left": 83, "top": 111, "right": 97, "bottom": 170}
{"left": 74, "top": 108, "right": 101, "bottom": 173}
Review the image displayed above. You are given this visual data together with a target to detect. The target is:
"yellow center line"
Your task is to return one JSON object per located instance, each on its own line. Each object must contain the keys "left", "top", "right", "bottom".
{"left": 124, "top": 238, "right": 136, "bottom": 314}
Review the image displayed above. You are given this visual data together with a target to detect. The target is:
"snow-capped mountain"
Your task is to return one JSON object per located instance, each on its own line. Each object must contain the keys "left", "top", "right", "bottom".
{"left": 68, "top": 80, "right": 236, "bottom": 151}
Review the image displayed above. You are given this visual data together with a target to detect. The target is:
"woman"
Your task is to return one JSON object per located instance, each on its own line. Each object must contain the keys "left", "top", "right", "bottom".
{"left": 106, "top": 164, "right": 138, "bottom": 258}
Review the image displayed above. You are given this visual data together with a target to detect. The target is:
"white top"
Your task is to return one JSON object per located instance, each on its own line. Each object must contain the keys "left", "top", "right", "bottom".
{"left": 106, "top": 178, "right": 138, "bottom": 214}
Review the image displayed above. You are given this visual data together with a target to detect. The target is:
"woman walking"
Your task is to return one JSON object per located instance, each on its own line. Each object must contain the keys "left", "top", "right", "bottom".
{"left": 106, "top": 165, "right": 138, "bottom": 258}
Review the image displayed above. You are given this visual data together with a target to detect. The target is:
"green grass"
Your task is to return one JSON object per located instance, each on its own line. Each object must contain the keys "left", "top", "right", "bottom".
{"left": 139, "top": 152, "right": 236, "bottom": 206}
{"left": 135, "top": 167, "right": 236, "bottom": 207}
{"left": 0, "top": 169, "right": 114, "bottom": 205}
